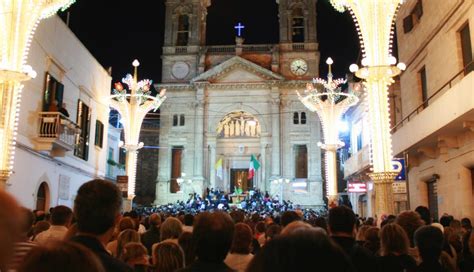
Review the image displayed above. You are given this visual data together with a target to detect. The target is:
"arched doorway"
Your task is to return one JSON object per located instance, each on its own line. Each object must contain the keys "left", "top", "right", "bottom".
{"left": 36, "top": 182, "right": 50, "bottom": 211}
{"left": 215, "top": 111, "right": 262, "bottom": 193}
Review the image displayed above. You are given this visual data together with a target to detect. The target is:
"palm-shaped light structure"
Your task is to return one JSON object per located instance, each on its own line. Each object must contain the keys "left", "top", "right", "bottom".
{"left": 297, "top": 58, "right": 359, "bottom": 207}
{"left": 0, "top": 0, "right": 75, "bottom": 186}
{"left": 109, "top": 60, "right": 166, "bottom": 200}
{"left": 330, "top": 0, "right": 406, "bottom": 216}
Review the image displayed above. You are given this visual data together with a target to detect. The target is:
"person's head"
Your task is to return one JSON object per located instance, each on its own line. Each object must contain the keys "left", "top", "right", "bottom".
{"left": 380, "top": 223, "right": 410, "bottom": 256}
{"left": 118, "top": 217, "right": 135, "bottom": 232}
{"left": 183, "top": 214, "right": 194, "bottom": 227}
{"left": 128, "top": 210, "right": 141, "bottom": 231}
{"left": 247, "top": 228, "right": 352, "bottom": 271}
{"left": 51, "top": 206, "right": 73, "bottom": 227}
{"left": 74, "top": 179, "right": 122, "bottom": 236}
{"left": 229, "top": 210, "right": 245, "bottom": 224}
{"left": 255, "top": 221, "right": 266, "bottom": 234}
{"left": 280, "top": 211, "right": 301, "bottom": 227}
{"left": 415, "top": 225, "right": 444, "bottom": 262}
{"left": 193, "top": 211, "right": 234, "bottom": 263}
{"left": 178, "top": 231, "right": 196, "bottom": 266}
{"left": 117, "top": 229, "right": 140, "bottom": 259}
{"left": 160, "top": 217, "right": 183, "bottom": 241}
{"left": 265, "top": 224, "right": 282, "bottom": 241}
{"left": 18, "top": 241, "right": 104, "bottom": 272}
{"left": 356, "top": 225, "right": 370, "bottom": 241}
{"left": 395, "top": 210, "right": 423, "bottom": 247}
{"left": 0, "top": 191, "right": 22, "bottom": 267}
{"left": 449, "top": 219, "right": 462, "bottom": 231}
{"left": 415, "top": 206, "right": 431, "bottom": 225}
{"left": 328, "top": 206, "right": 356, "bottom": 236}
{"left": 281, "top": 221, "right": 314, "bottom": 236}
{"left": 230, "top": 223, "right": 253, "bottom": 254}
{"left": 149, "top": 213, "right": 162, "bottom": 228}
{"left": 314, "top": 217, "right": 328, "bottom": 232}
{"left": 461, "top": 217, "right": 472, "bottom": 232}
{"left": 152, "top": 241, "right": 185, "bottom": 272}
{"left": 439, "top": 215, "right": 454, "bottom": 227}
{"left": 120, "top": 242, "right": 148, "bottom": 266}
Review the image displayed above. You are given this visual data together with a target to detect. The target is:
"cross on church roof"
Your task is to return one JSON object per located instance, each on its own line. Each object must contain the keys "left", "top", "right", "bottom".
{"left": 234, "top": 22, "right": 245, "bottom": 37}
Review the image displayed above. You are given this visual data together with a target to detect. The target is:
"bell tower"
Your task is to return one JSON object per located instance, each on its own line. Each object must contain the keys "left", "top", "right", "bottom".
{"left": 162, "top": 0, "right": 211, "bottom": 83}
{"left": 277, "top": 0, "right": 320, "bottom": 79}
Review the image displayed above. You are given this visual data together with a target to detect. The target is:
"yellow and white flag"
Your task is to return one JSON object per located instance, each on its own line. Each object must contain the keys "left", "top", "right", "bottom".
{"left": 215, "top": 158, "right": 223, "bottom": 180}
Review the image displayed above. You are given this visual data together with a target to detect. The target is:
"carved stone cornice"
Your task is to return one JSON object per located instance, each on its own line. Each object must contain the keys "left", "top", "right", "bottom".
{"left": 154, "top": 83, "right": 192, "bottom": 91}
{"left": 191, "top": 56, "right": 284, "bottom": 83}
{"left": 279, "top": 80, "right": 311, "bottom": 89}
{"left": 207, "top": 82, "right": 275, "bottom": 90}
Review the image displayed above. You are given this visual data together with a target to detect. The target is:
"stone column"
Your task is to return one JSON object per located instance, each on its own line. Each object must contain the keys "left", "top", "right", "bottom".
{"left": 208, "top": 140, "right": 217, "bottom": 189}
{"left": 369, "top": 172, "right": 398, "bottom": 223}
{"left": 270, "top": 90, "right": 280, "bottom": 178}
{"left": 193, "top": 84, "right": 206, "bottom": 181}
{"left": 259, "top": 141, "right": 267, "bottom": 192}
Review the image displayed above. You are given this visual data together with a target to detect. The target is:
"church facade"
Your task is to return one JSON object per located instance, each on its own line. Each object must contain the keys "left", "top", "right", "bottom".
{"left": 154, "top": 0, "right": 324, "bottom": 207}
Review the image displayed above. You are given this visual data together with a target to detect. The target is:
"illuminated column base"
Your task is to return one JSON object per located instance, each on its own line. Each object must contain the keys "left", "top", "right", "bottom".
{"left": 321, "top": 144, "right": 342, "bottom": 208}
{"left": 368, "top": 171, "right": 398, "bottom": 222}
{"left": 125, "top": 147, "right": 139, "bottom": 200}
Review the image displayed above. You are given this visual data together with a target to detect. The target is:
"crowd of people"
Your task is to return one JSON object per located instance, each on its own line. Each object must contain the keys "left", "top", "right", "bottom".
{"left": 0, "top": 179, "right": 473, "bottom": 272}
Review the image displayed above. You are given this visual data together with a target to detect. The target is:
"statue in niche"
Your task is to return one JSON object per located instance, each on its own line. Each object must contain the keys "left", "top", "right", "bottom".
{"left": 240, "top": 117, "right": 245, "bottom": 135}
{"left": 229, "top": 121, "right": 235, "bottom": 137}
{"left": 250, "top": 123, "right": 256, "bottom": 136}
{"left": 244, "top": 122, "right": 250, "bottom": 136}
{"left": 235, "top": 121, "right": 240, "bottom": 136}
{"left": 224, "top": 124, "right": 230, "bottom": 137}
{"left": 256, "top": 124, "right": 261, "bottom": 136}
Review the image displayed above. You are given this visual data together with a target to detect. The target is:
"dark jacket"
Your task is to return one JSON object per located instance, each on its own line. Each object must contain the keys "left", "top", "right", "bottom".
{"left": 71, "top": 235, "right": 132, "bottom": 272}
{"left": 417, "top": 260, "right": 448, "bottom": 272}
{"left": 178, "top": 259, "right": 234, "bottom": 272}
{"left": 376, "top": 254, "right": 417, "bottom": 272}
{"left": 141, "top": 225, "right": 160, "bottom": 254}
{"left": 331, "top": 236, "right": 376, "bottom": 272}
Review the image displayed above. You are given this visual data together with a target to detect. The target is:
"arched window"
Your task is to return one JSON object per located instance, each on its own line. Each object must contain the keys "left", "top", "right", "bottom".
{"left": 177, "top": 14, "right": 190, "bottom": 46}
{"left": 300, "top": 112, "right": 307, "bottom": 124}
{"left": 293, "top": 112, "right": 299, "bottom": 124}
{"left": 292, "top": 8, "right": 305, "bottom": 42}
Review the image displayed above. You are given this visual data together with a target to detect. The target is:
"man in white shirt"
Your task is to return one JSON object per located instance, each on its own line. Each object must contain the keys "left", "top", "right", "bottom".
{"left": 35, "top": 205, "right": 72, "bottom": 245}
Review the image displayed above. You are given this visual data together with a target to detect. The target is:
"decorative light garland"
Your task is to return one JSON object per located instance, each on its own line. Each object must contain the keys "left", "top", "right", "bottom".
{"left": 297, "top": 58, "right": 359, "bottom": 207}
{"left": 0, "top": 0, "right": 75, "bottom": 185}
{"left": 109, "top": 60, "right": 166, "bottom": 200}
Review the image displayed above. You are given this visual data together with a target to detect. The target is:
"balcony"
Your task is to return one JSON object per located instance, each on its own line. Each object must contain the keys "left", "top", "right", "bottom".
{"left": 343, "top": 145, "right": 370, "bottom": 178}
{"left": 34, "top": 112, "right": 80, "bottom": 157}
{"left": 392, "top": 69, "right": 474, "bottom": 156}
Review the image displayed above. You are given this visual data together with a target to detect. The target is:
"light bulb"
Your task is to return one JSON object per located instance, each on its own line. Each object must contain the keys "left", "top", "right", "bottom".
{"left": 397, "top": 62, "right": 406, "bottom": 71}
{"left": 132, "top": 59, "right": 140, "bottom": 67}
{"left": 349, "top": 64, "right": 359, "bottom": 73}
{"left": 326, "top": 57, "right": 334, "bottom": 65}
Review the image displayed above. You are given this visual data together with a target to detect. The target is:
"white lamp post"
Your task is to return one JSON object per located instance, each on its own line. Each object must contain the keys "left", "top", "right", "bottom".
{"left": 331, "top": 0, "right": 406, "bottom": 216}
{"left": 109, "top": 60, "right": 166, "bottom": 200}
{"left": 0, "top": 0, "right": 75, "bottom": 187}
{"left": 297, "top": 58, "right": 359, "bottom": 207}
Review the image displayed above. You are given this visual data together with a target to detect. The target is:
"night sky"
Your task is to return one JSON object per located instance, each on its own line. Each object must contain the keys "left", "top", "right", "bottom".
{"left": 59, "top": 0, "right": 359, "bottom": 84}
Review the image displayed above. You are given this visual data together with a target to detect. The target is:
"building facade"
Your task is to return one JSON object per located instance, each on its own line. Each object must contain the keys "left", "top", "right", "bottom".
{"left": 6, "top": 16, "right": 113, "bottom": 210}
{"left": 392, "top": 0, "right": 474, "bottom": 220}
{"left": 155, "top": 0, "right": 324, "bottom": 207}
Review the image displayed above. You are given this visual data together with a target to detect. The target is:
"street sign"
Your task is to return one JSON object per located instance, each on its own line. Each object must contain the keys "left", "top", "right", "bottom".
{"left": 348, "top": 183, "right": 367, "bottom": 193}
{"left": 392, "top": 158, "right": 406, "bottom": 181}
{"left": 117, "top": 175, "right": 128, "bottom": 198}
{"left": 392, "top": 181, "right": 407, "bottom": 194}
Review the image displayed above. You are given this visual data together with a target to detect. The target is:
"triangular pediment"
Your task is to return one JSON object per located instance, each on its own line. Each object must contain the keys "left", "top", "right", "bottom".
{"left": 191, "top": 56, "right": 284, "bottom": 83}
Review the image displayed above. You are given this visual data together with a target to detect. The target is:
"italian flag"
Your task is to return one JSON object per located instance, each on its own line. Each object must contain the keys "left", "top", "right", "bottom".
{"left": 248, "top": 154, "right": 261, "bottom": 180}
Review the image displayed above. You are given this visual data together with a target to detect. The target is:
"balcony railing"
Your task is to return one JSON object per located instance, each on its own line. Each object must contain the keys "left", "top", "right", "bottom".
{"left": 391, "top": 62, "right": 473, "bottom": 132}
{"left": 35, "top": 112, "right": 80, "bottom": 156}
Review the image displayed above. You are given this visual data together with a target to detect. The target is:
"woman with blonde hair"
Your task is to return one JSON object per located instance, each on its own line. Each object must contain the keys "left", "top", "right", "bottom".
{"left": 120, "top": 242, "right": 149, "bottom": 272}
{"left": 115, "top": 229, "right": 140, "bottom": 259}
{"left": 160, "top": 217, "right": 183, "bottom": 243}
{"left": 152, "top": 241, "right": 185, "bottom": 272}
{"left": 376, "top": 223, "right": 417, "bottom": 272}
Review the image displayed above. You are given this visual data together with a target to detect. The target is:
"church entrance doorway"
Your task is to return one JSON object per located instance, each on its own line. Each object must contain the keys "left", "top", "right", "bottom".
{"left": 215, "top": 111, "right": 262, "bottom": 193}
{"left": 230, "top": 169, "right": 252, "bottom": 193}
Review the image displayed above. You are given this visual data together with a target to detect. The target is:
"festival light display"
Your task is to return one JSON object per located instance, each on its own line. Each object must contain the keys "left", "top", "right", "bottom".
{"left": 0, "top": 0, "right": 75, "bottom": 186}
{"left": 331, "top": 0, "right": 406, "bottom": 216}
{"left": 109, "top": 60, "right": 166, "bottom": 200}
{"left": 297, "top": 58, "right": 359, "bottom": 207}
